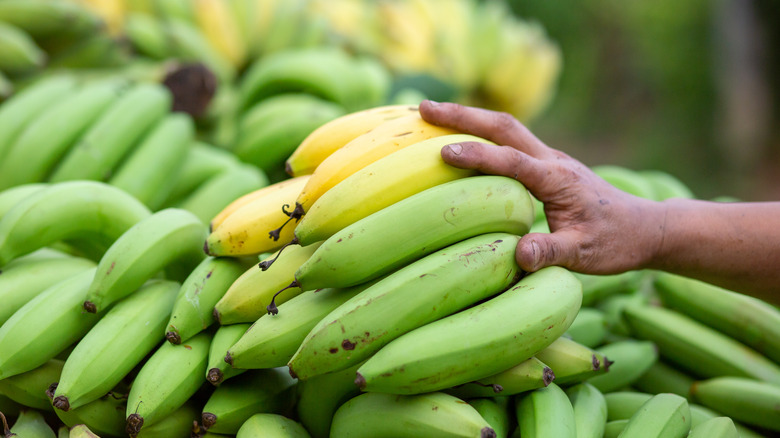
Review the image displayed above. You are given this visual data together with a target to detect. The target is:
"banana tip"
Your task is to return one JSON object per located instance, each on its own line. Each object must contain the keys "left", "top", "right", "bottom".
{"left": 45, "top": 382, "right": 57, "bottom": 400}
{"left": 126, "top": 413, "right": 144, "bottom": 437}
{"left": 288, "top": 366, "right": 297, "bottom": 380}
{"left": 481, "top": 427, "right": 497, "bottom": 438}
{"left": 83, "top": 301, "right": 97, "bottom": 313}
{"left": 212, "top": 307, "right": 221, "bottom": 325}
{"left": 207, "top": 368, "right": 223, "bottom": 386}
{"left": 354, "top": 372, "right": 366, "bottom": 390}
{"left": 202, "top": 412, "right": 217, "bottom": 429}
{"left": 285, "top": 161, "right": 293, "bottom": 177}
{"left": 203, "top": 240, "right": 211, "bottom": 256}
{"left": 224, "top": 351, "right": 233, "bottom": 366}
{"left": 543, "top": 367, "right": 555, "bottom": 387}
{"left": 165, "top": 331, "right": 181, "bottom": 344}
{"left": 52, "top": 395, "right": 70, "bottom": 411}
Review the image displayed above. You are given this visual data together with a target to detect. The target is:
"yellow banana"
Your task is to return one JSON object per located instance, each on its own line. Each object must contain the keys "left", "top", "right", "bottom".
{"left": 192, "top": 0, "right": 247, "bottom": 68}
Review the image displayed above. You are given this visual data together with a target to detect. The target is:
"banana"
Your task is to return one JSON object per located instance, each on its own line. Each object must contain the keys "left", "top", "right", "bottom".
{"left": 565, "top": 307, "right": 608, "bottom": 348}
{"left": 166, "top": 256, "right": 248, "bottom": 345}
{"left": 295, "top": 363, "right": 362, "bottom": 438}
{"left": 356, "top": 266, "right": 581, "bottom": 394}
{"left": 292, "top": 111, "right": 459, "bottom": 214}
{"left": 289, "top": 233, "right": 523, "bottom": 380}
{"left": 232, "top": 94, "right": 346, "bottom": 174}
{"left": 52, "top": 280, "right": 179, "bottom": 411}
{"left": 124, "top": 12, "right": 171, "bottom": 59}
{"left": 134, "top": 401, "right": 199, "bottom": 438}
{"left": 162, "top": 141, "right": 241, "bottom": 208}
{"left": 622, "top": 304, "right": 780, "bottom": 384}
{"left": 0, "top": 268, "right": 101, "bottom": 380}
{"left": 164, "top": 18, "right": 236, "bottom": 83}
{"left": 534, "top": 336, "right": 609, "bottom": 386}
{"left": 67, "top": 424, "right": 100, "bottom": 438}
{"left": 55, "top": 391, "right": 127, "bottom": 438}
{"left": 604, "top": 391, "right": 653, "bottom": 421}
{"left": 204, "top": 175, "right": 308, "bottom": 257}
{"left": 586, "top": 339, "right": 657, "bottom": 393}
{"left": 688, "top": 417, "right": 739, "bottom": 438}
{"left": 445, "top": 356, "right": 553, "bottom": 399}
{"left": 213, "top": 242, "right": 321, "bottom": 324}
{"left": 174, "top": 163, "right": 268, "bottom": 226}
{"left": 330, "top": 392, "right": 496, "bottom": 438}
{"left": 0, "top": 75, "right": 76, "bottom": 163}
{"left": 154, "top": 0, "right": 196, "bottom": 23}
{"left": 46, "top": 32, "right": 129, "bottom": 71}
{"left": 0, "top": 183, "right": 48, "bottom": 217}
{"left": 0, "top": 0, "right": 101, "bottom": 38}
{"left": 592, "top": 165, "right": 657, "bottom": 200}
{"left": 125, "top": 331, "right": 211, "bottom": 437}
{"left": 0, "top": 79, "right": 129, "bottom": 190}
{"left": 8, "top": 409, "right": 55, "bottom": 438}
{"left": 82, "top": 208, "right": 207, "bottom": 313}
{"left": 0, "top": 22, "right": 46, "bottom": 73}
{"left": 566, "top": 382, "right": 607, "bottom": 438}
{"left": 0, "top": 70, "right": 12, "bottom": 99}
{"left": 192, "top": 0, "right": 247, "bottom": 68}
{"left": 597, "top": 291, "right": 649, "bottom": 337}
{"left": 575, "top": 270, "right": 645, "bottom": 307}
{"left": 285, "top": 104, "right": 418, "bottom": 177}
{"left": 690, "top": 376, "right": 780, "bottom": 432}
{"left": 109, "top": 113, "right": 195, "bottom": 210}
{"left": 617, "top": 393, "right": 691, "bottom": 438}
{"left": 468, "top": 398, "right": 511, "bottom": 438}
{"left": 48, "top": 83, "right": 172, "bottom": 183}
{"left": 206, "top": 323, "right": 250, "bottom": 386}
{"left": 294, "top": 133, "right": 485, "bottom": 244}
{"left": 0, "top": 250, "right": 95, "bottom": 326}
{"left": 654, "top": 272, "right": 780, "bottom": 363}
{"left": 57, "top": 425, "right": 68, "bottom": 438}
{"left": 639, "top": 170, "right": 694, "bottom": 200}
{"left": 603, "top": 420, "right": 628, "bottom": 438}
{"left": 631, "top": 360, "right": 694, "bottom": 398}
{"left": 0, "top": 359, "right": 63, "bottom": 410}
{"left": 515, "top": 382, "right": 577, "bottom": 438}
{"left": 236, "top": 413, "right": 310, "bottom": 438}
{"left": 201, "top": 368, "right": 297, "bottom": 434}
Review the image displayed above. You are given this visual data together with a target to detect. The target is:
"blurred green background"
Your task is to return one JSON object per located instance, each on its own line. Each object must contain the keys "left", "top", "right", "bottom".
{"left": 509, "top": 0, "right": 780, "bottom": 201}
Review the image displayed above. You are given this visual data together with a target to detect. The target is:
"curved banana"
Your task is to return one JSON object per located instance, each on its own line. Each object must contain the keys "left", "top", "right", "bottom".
{"left": 164, "top": 18, "right": 236, "bottom": 83}
{"left": 124, "top": 12, "right": 171, "bottom": 59}
{"left": 604, "top": 391, "right": 653, "bottom": 421}
{"left": 565, "top": 307, "right": 608, "bottom": 348}
{"left": 294, "top": 175, "right": 534, "bottom": 290}
{"left": 0, "top": 183, "right": 47, "bottom": 217}
{"left": 285, "top": 104, "right": 418, "bottom": 177}
{"left": 468, "top": 398, "right": 511, "bottom": 438}
{"left": 162, "top": 141, "right": 241, "bottom": 208}
{"left": 294, "top": 133, "right": 484, "bottom": 244}
{"left": 0, "top": 0, "right": 101, "bottom": 38}
{"left": 0, "top": 22, "right": 46, "bottom": 73}
{"left": 289, "top": 233, "right": 522, "bottom": 380}
{"left": 7, "top": 408, "right": 55, "bottom": 438}
{"left": 688, "top": 417, "right": 739, "bottom": 438}
{"left": 235, "top": 413, "right": 310, "bottom": 438}
{"left": 690, "top": 376, "right": 780, "bottom": 432}
{"left": 534, "top": 336, "right": 609, "bottom": 386}
{"left": 356, "top": 266, "right": 581, "bottom": 394}
{"left": 134, "top": 401, "right": 200, "bottom": 438}
{"left": 206, "top": 323, "right": 250, "bottom": 386}
{"left": 632, "top": 360, "right": 695, "bottom": 398}
{"left": 566, "top": 382, "right": 607, "bottom": 438}
{"left": 192, "top": 0, "right": 247, "bottom": 68}
{"left": 516, "top": 382, "right": 577, "bottom": 438}
{"left": 603, "top": 419, "right": 629, "bottom": 438}
{"left": 55, "top": 391, "right": 127, "bottom": 437}
{"left": 576, "top": 270, "right": 645, "bottom": 307}
{"left": 295, "top": 362, "right": 362, "bottom": 438}
{"left": 587, "top": 339, "right": 657, "bottom": 393}
{"left": 445, "top": 357, "right": 553, "bottom": 399}
{"left": 83, "top": 208, "right": 207, "bottom": 313}
{"left": 0, "top": 359, "right": 63, "bottom": 410}
{"left": 618, "top": 393, "right": 691, "bottom": 438}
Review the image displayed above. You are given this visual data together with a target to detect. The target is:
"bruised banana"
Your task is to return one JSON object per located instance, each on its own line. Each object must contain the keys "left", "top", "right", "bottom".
{"left": 0, "top": 359, "right": 63, "bottom": 410}
{"left": 83, "top": 208, "right": 207, "bottom": 313}
{"left": 356, "top": 266, "right": 581, "bottom": 394}
{"left": 618, "top": 393, "right": 691, "bottom": 438}
{"left": 289, "top": 233, "right": 523, "bottom": 380}
{"left": 294, "top": 133, "right": 484, "bottom": 244}
{"left": 294, "top": 175, "right": 534, "bottom": 290}
{"left": 690, "top": 376, "right": 780, "bottom": 432}
{"left": 566, "top": 382, "right": 608, "bottom": 438}
{"left": 516, "top": 382, "right": 577, "bottom": 438}
{"left": 445, "top": 356, "right": 553, "bottom": 399}
{"left": 206, "top": 323, "right": 251, "bottom": 386}
{"left": 236, "top": 413, "right": 310, "bottom": 438}
{"left": 534, "top": 336, "right": 609, "bottom": 386}
{"left": 295, "top": 363, "right": 362, "bottom": 438}
{"left": 587, "top": 339, "right": 658, "bottom": 393}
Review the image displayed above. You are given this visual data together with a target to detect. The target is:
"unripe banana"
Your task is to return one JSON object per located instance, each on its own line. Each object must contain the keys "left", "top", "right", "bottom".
{"left": 566, "top": 382, "right": 607, "bottom": 438}
{"left": 0, "top": 181, "right": 151, "bottom": 265}
{"left": 603, "top": 420, "right": 628, "bottom": 438}
{"left": 356, "top": 266, "right": 581, "bottom": 394}
{"left": 8, "top": 409, "right": 55, "bottom": 438}
{"left": 0, "top": 0, "right": 101, "bottom": 38}
{"left": 0, "top": 395, "right": 22, "bottom": 419}
{"left": 0, "top": 359, "right": 63, "bottom": 410}
{"left": 575, "top": 270, "right": 644, "bottom": 307}
{"left": 206, "top": 323, "right": 250, "bottom": 386}
{"left": 236, "top": 413, "right": 310, "bottom": 438}
{"left": 54, "top": 391, "right": 127, "bottom": 437}
{"left": 330, "top": 392, "right": 496, "bottom": 438}
{"left": 587, "top": 339, "right": 657, "bottom": 393}
{"left": 617, "top": 393, "right": 691, "bottom": 438}
{"left": 592, "top": 165, "right": 656, "bottom": 200}
{"left": 0, "top": 22, "right": 46, "bottom": 73}
{"left": 639, "top": 169, "right": 694, "bottom": 200}
{"left": 535, "top": 336, "right": 609, "bottom": 386}
{"left": 134, "top": 402, "right": 199, "bottom": 438}
{"left": 690, "top": 376, "right": 780, "bottom": 432}
{"left": 516, "top": 382, "right": 577, "bottom": 438}
{"left": 446, "top": 357, "right": 553, "bottom": 399}
{"left": 295, "top": 363, "right": 362, "bottom": 438}
{"left": 67, "top": 424, "right": 100, "bottom": 438}
{"left": 294, "top": 133, "right": 484, "bottom": 245}
{"left": 0, "top": 268, "right": 100, "bottom": 380}
{"left": 565, "top": 307, "right": 608, "bottom": 348}
{"left": 468, "top": 398, "right": 511, "bottom": 438}
{"left": 83, "top": 208, "right": 207, "bottom": 313}
{"left": 604, "top": 391, "right": 654, "bottom": 421}
{"left": 162, "top": 142, "right": 241, "bottom": 208}
{"left": 295, "top": 175, "right": 534, "bottom": 290}
{"left": 688, "top": 417, "right": 739, "bottom": 438}
{"left": 631, "top": 360, "right": 694, "bottom": 398}
{"left": 290, "top": 233, "right": 522, "bottom": 380}
{"left": 0, "top": 183, "right": 47, "bottom": 217}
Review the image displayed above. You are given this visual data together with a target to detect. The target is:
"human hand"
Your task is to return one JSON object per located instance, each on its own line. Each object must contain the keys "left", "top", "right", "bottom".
{"left": 419, "top": 100, "right": 666, "bottom": 275}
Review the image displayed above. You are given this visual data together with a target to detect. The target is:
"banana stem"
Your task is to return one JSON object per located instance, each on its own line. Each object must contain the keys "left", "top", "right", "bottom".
{"left": 266, "top": 280, "right": 300, "bottom": 315}
{"left": 268, "top": 203, "right": 305, "bottom": 241}
{"left": 258, "top": 237, "right": 299, "bottom": 271}
{"left": 1, "top": 412, "right": 11, "bottom": 438}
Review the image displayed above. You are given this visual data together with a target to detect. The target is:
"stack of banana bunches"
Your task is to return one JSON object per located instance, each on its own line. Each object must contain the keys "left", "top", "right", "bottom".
{"left": 1, "top": 103, "right": 779, "bottom": 438}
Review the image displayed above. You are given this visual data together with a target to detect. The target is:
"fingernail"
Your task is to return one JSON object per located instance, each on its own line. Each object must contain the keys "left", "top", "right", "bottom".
{"left": 446, "top": 143, "right": 462, "bottom": 155}
{"left": 531, "top": 240, "right": 541, "bottom": 270}
{"left": 426, "top": 99, "right": 439, "bottom": 106}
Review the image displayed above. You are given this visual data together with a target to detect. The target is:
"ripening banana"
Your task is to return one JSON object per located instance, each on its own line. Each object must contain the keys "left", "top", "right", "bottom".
{"left": 67, "top": 424, "right": 103, "bottom": 438}
{"left": 687, "top": 417, "right": 739, "bottom": 438}
{"left": 566, "top": 382, "right": 608, "bottom": 438}
{"left": 565, "top": 307, "right": 608, "bottom": 348}
{"left": 587, "top": 339, "right": 657, "bottom": 393}
{"left": 201, "top": 368, "right": 297, "bottom": 434}
{"left": 285, "top": 104, "right": 418, "bottom": 177}
{"left": 516, "top": 382, "right": 577, "bottom": 438}
{"left": 0, "top": 183, "right": 47, "bottom": 217}
{"left": 0, "top": 22, "right": 46, "bottom": 73}
{"left": 205, "top": 175, "right": 309, "bottom": 257}
{"left": 0, "top": 181, "right": 151, "bottom": 266}
{"left": 631, "top": 360, "right": 695, "bottom": 398}
{"left": 0, "top": 359, "right": 63, "bottom": 410}
{"left": 445, "top": 356, "right": 553, "bottom": 399}
{"left": 134, "top": 401, "right": 200, "bottom": 438}
{"left": 166, "top": 256, "right": 248, "bottom": 345}
{"left": 49, "top": 82, "right": 172, "bottom": 183}
{"left": 83, "top": 208, "right": 207, "bottom": 314}
{"left": 330, "top": 392, "right": 496, "bottom": 438}
{"left": 0, "top": 268, "right": 101, "bottom": 380}
{"left": 125, "top": 331, "right": 211, "bottom": 437}
{"left": 213, "top": 242, "right": 321, "bottom": 324}
{"left": 162, "top": 141, "right": 242, "bottom": 208}
{"left": 0, "top": 0, "right": 102, "bottom": 38}
{"left": 294, "top": 133, "right": 485, "bottom": 244}
{"left": 54, "top": 391, "right": 127, "bottom": 438}
{"left": 468, "top": 398, "right": 511, "bottom": 438}
{"left": 534, "top": 336, "right": 609, "bottom": 386}
{"left": 289, "top": 233, "right": 523, "bottom": 380}
{"left": 52, "top": 280, "right": 179, "bottom": 412}
{"left": 192, "top": 0, "right": 247, "bottom": 68}
{"left": 236, "top": 413, "right": 311, "bottom": 438}
{"left": 206, "top": 323, "right": 251, "bottom": 386}
{"left": 690, "top": 376, "right": 780, "bottom": 432}
{"left": 295, "top": 362, "right": 362, "bottom": 438}
{"left": 164, "top": 18, "right": 236, "bottom": 83}
{"left": 356, "top": 266, "right": 581, "bottom": 394}
{"left": 617, "top": 393, "right": 691, "bottom": 438}
{"left": 293, "top": 175, "right": 534, "bottom": 290}
{"left": 8, "top": 409, "right": 55, "bottom": 438}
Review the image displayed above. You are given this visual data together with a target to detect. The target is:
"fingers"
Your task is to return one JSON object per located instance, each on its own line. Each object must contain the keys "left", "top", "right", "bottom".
{"left": 420, "top": 100, "right": 550, "bottom": 158}
{"left": 517, "top": 231, "right": 582, "bottom": 272}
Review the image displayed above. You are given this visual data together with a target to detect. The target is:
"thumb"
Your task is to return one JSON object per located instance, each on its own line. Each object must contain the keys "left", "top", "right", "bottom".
{"left": 516, "top": 232, "right": 579, "bottom": 272}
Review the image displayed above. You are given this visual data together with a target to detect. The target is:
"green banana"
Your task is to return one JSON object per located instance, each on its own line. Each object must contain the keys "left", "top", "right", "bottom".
{"left": 623, "top": 304, "right": 780, "bottom": 384}
{"left": 162, "top": 142, "right": 241, "bottom": 208}
{"left": 201, "top": 368, "right": 297, "bottom": 434}
{"left": 604, "top": 391, "right": 653, "bottom": 421}
{"left": 0, "top": 0, "right": 101, "bottom": 38}
{"left": 631, "top": 360, "right": 694, "bottom": 398}
{"left": 0, "top": 394, "right": 22, "bottom": 419}
{"left": 575, "top": 270, "right": 645, "bottom": 307}
{"left": 639, "top": 170, "right": 694, "bottom": 200}
{"left": 295, "top": 362, "right": 362, "bottom": 438}
{"left": 109, "top": 113, "right": 195, "bottom": 210}
{"left": 0, "top": 183, "right": 47, "bottom": 217}
{"left": 83, "top": 208, "right": 207, "bottom": 313}
{"left": 617, "top": 393, "right": 691, "bottom": 438}
{"left": 124, "top": 12, "right": 171, "bottom": 59}
{"left": 0, "top": 268, "right": 101, "bottom": 380}
{"left": 690, "top": 376, "right": 780, "bottom": 432}
{"left": 603, "top": 420, "right": 628, "bottom": 438}
{"left": 53, "top": 280, "right": 179, "bottom": 411}
{"left": 49, "top": 83, "right": 172, "bottom": 183}
{"left": 0, "top": 70, "right": 12, "bottom": 100}
{"left": 206, "top": 323, "right": 251, "bottom": 386}
{"left": 125, "top": 331, "right": 211, "bottom": 437}
{"left": 356, "top": 266, "right": 581, "bottom": 394}
{"left": 213, "top": 242, "right": 321, "bottom": 324}
{"left": 54, "top": 391, "right": 127, "bottom": 438}
{"left": 445, "top": 356, "right": 553, "bottom": 399}
{"left": 591, "top": 165, "right": 656, "bottom": 200}
{"left": 330, "top": 392, "right": 496, "bottom": 438}
{"left": 0, "top": 359, "right": 63, "bottom": 410}
{"left": 534, "top": 336, "right": 609, "bottom": 386}
{"left": 468, "top": 398, "right": 511, "bottom": 438}
{"left": 687, "top": 417, "right": 739, "bottom": 438}
{"left": 236, "top": 413, "right": 310, "bottom": 438}
{"left": 0, "top": 22, "right": 46, "bottom": 73}
{"left": 57, "top": 425, "right": 68, "bottom": 438}
{"left": 654, "top": 272, "right": 780, "bottom": 363}
{"left": 67, "top": 424, "right": 100, "bottom": 438}
{"left": 587, "top": 339, "right": 657, "bottom": 393}
{"left": 166, "top": 256, "right": 248, "bottom": 345}
{"left": 596, "top": 291, "right": 649, "bottom": 337}
{"left": 565, "top": 307, "right": 608, "bottom": 348}
{"left": 0, "top": 181, "right": 152, "bottom": 266}
{"left": 135, "top": 402, "right": 199, "bottom": 438}
{"left": 0, "top": 249, "right": 95, "bottom": 326}
{"left": 566, "top": 382, "right": 607, "bottom": 438}
{"left": 516, "top": 382, "right": 576, "bottom": 438}
{"left": 294, "top": 175, "right": 534, "bottom": 290}
{"left": 0, "top": 79, "right": 129, "bottom": 190}
{"left": 7, "top": 409, "right": 55, "bottom": 438}
{"left": 289, "top": 233, "right": 522, "bottom": 379}
{"left": 163, "top": 18, "right": 236, "bottom": 83}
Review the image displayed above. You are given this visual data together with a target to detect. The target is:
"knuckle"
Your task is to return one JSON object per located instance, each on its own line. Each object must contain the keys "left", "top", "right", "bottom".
{"left": 493, "top": 111, "right": 519, "bottom": 133}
